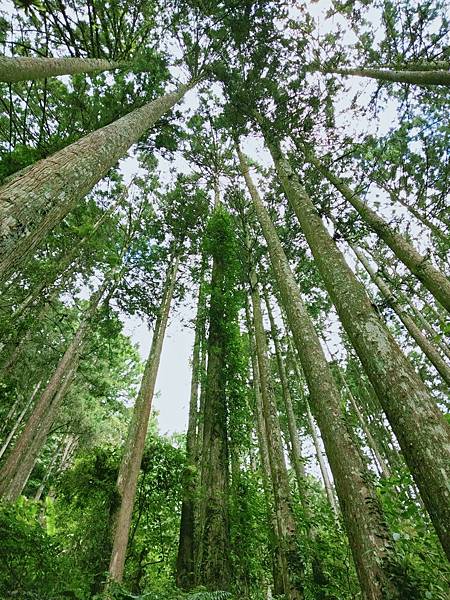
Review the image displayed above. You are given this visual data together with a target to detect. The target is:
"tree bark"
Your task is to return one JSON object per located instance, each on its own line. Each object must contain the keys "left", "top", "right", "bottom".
{"left": 347, "top": 240, "right": 450, "bottom": 386}
{"left": 0, "top": 55, "right": 128, "bottom": 82}
{"left": 0, "top": 380, "right": 41, "bottom": 460}
{"left": 267, "top": 139, "right": 450, "bottom": 560}
{"left": 245, "top": 301, "right": 286, "bottom": 597}
{"left": 176, "top": 262, "right": 206, "bottom": 589}
{"left": 108, "top": 256, "right": 179, "bottom": 584}
{"left": 250, "top": 275, "right": 305, "bottom": 600}
{"left": 0, "top": 82, "right": 192, "bottom": 283}
{"left": 196, "top": 247, "right": 231, "bottom": 590}
{"left": 3, "top": 364, "right": 77, "bottom": 500}
{"left": 321, "top": 66, "right": 450, "bottom": 86}
{"left": 237, "top": 142, "right": 407, "bottom": 599}
{"left": 304, "top": 148, "right": 450, "bottom": 312}
{"left": 0, "top": 281, "right": 105, "bottom": 500}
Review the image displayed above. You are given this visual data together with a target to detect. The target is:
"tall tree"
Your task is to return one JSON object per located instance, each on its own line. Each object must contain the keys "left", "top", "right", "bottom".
{"left": 236, "top": 144, "right": 406, "bottom": 599}
{"left": 264, "top": 138, "right": 450, "bottom": 559}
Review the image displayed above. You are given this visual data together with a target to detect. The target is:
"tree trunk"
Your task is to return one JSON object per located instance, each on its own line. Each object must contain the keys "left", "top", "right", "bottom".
{"left": 267, "top": 139, "right": 450, "bottom": 560}
{"left": 264, "top": 290, "right": 333, "bottom": 594}
{"left": 237, "top": 142, "right": 407, "bottom": 599}
{"left": 0, "top": 55, "right": 129, "bottom": 82}
{"left": 0, "top": 82, "right": 192, "bottom": 283}
{"left": 321, "top": 66, "right": 450, "bottom": 86}
{"left": 176, "top": 262, "right": 206, "bottom": 590}
{"left": 0, "top": 281, "right": 105, "bottom": 500}
{"left": 4, "top": 364, "right": 76, "bottom": 500}
{"left": 250, "top": 275, "right": 305, "bottom": 600}
{"left": 0, "top": 380, "right": 41, "bottom": 460}
{"left": 196, "top": 247, "right": 231, "bottom": 590}
{"left": 347, "top": 241, "right": 450, "bottom": 386}
{"left": 245, "top": 301, "right": 286, "bottom": 597}
{"left": 108, "top": 256, "right": 179, "bottom": 584}
{"left": 304, "top": 148, "right": 450, "bottom": 312}
{"left": 34, "top": 442, "right": 63, "bottom": 501}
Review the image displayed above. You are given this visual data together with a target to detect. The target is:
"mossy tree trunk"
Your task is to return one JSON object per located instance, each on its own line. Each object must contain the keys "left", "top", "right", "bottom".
{"left": 237, "top": 142, "right": 406, "bottom": 599}
{"left": 267, "top": 139, "right": 450, "bottom": 560}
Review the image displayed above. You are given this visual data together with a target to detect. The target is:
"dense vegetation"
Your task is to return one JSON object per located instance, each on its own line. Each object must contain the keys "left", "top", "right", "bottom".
{"left": 0, "top": 0, "right": 449, "bottom": 598}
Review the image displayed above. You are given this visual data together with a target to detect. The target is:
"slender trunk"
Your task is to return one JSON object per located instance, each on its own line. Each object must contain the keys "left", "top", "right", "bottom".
{"left": 267, "top": 139, "right": 450, "bottom": 560}
{"left": 250, "top": 276, "right": 305, "bottom": 600}
{"left": 176, "top": 264, "right": 206, "bottom": 590}
{"left": 4, "top": 364, "right": 76, "bottom": 500}
{"left": 196, "top": 248, "right": 231, "bottom": 590}
{"left": 384, "top": 188, "right": 447, "bottom": 244}
{"left": 108, "top": 256, "right": 179, "bottom": 584}
{"left": 34, "top": 442, "right": 62, "bottom": 501}
{"left": 0, "top": 396, "right": 21, "bottom": 435}
{"left": 0, "top": 280, "right": 104, "bottom": 500}
{"left": 347, "top": 241, "right": 450, "bottom": 386}
{"left": 263, "top": 292, "right": 308, "bottom": 497}
{"left": 306, "top": 401, "right": 338, "bottom": 513}
{"left": 0, "top": 55, "right": 129, "bottom": 82}
{"left": 0, "top": 381, "right": 41, "bottom": 459}
{"left": 264, "top": 291, "right": 332, "bottom": 594}
{"left": 321, "top": 66, "right": 450, "bottom": 86}
{"left": 0, "top": 82, "right": 192, "bottom": 282}
{"left": 409, "top": 301, "right": 450, "bottom": 362}
{"left": 304, "top": 148, "right": 450, "bottom": 311}
{"left": 245, "top": 301, "right": 286, "bottom": 597}
{"left": 237, "top": 142, "right": 407, "bottom": 599}
{"left": 58, "top": 434, "right": 78, "bottom": 472}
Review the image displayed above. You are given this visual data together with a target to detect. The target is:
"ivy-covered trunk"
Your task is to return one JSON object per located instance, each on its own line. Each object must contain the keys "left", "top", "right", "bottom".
{"left": 0, "top": 56, "right": 128, "bottom": 82}
{"left": 267, "top": 139, "right": 450, "bottom": 560}
{"left": 237, "top": 143, "right": 406, "bottom": 599}
{"left": 108, "top": 256, "right": 179, "bottom": 584}
{"left": 197, "top": 247, "right": 231, "bottom": 590}
{"left": 0, "top": 83, "right": 191, "bottom": 283}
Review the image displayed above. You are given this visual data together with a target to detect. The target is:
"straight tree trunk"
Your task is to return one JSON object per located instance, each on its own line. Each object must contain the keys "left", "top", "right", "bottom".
{"left": 250, "top": 275, "right": 305, "bottom": 600}
{"left": 321, "top": 66, "right": 450, "bottom": 86}
{"left": 176, "top": 263, "right": 206, "bottom": 589}
{"left": 236, "top": 142, "right": 407, "bottom": 599}
{"left": 3, "top": 364, "right": 77, "bottom": 500}
{"left": 266, "top": 139, "right": 450, "bottom": 560}
{"left": 305, "top": 400, "right": 338, "bottom": 514}
{"left": 0, "top": 82, "right": 192, "bottom": 283}
{"left": 303, "top": 148, "right": 450, "bottom": 311}
{"left": 196, "top": 246, "right": 231, "bottom": 590}
{"left": 264, "top": 291, "right": 332, "bottom": 594}
{"left": 245, "top": 301, "right": 287, "bottom": 597}
{"left": 0, "top": 380, "right": 41, "bottom": 460}
{"left": 346, "top": 240, "right": 450, "bottom": 385}
{"left": 108, "top": 256, "right": 179, "bottom": 584}
{"left": 0, "top": 55, "right": 129, "bottom": 82}
{"left": 33, "top": 441, "right": 63, "bottom": 501}
{"left": 0, "top": 281, "right": 105, "bottom": 500}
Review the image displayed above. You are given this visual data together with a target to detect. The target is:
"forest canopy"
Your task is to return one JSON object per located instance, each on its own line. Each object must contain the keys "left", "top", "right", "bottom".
{"left": 0, "top": 0, "right": 449, "bottom": 599}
